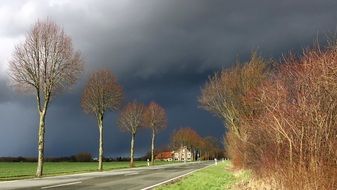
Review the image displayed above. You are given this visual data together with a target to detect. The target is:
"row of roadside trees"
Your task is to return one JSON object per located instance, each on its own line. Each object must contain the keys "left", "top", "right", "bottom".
{"left": 8, "top": 19, "right": 167, "bottom": 177}
{"left": 81, "top": 70, "right": 167, "bottom": 170}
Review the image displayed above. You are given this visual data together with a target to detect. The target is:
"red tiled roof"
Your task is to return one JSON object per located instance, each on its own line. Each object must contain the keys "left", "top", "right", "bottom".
{"left": 155, "top": 151, "right": 173, "bottom": 159}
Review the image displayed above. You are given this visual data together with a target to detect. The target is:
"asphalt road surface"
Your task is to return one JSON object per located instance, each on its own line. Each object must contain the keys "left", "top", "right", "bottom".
{"left": 0, "top": 161, "right": 212, "bottom": 190}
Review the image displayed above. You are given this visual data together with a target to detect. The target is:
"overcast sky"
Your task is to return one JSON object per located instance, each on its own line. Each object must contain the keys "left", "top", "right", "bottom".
{"left": 0, "top": 0, "right": 337, "bottom": 157}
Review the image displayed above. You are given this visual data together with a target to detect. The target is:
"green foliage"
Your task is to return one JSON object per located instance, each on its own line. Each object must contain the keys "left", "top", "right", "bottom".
{"left": 0, "top": 161, "right": 173, "bottom": 180}
{"left": 157, "top": 161, "right": 250, "bottom": 190}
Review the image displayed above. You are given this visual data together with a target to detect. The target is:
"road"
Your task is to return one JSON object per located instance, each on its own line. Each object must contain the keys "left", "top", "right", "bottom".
{"left": 0, "top": 161, "right": 212, "bottom": 190}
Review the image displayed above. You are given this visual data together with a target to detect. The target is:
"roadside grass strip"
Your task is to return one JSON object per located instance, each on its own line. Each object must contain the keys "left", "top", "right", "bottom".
{"left": 156, "top": 161, "right": 250, "bottom": 190}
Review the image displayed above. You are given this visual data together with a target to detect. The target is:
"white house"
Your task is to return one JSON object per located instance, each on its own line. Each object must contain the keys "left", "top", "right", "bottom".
{"left": 173, "top": 146, "right": 192, "bottom": 161}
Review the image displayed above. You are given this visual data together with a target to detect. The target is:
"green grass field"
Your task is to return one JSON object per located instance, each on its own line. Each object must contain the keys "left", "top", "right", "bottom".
{"left": 156, "top": 161, "right": 250, "bottom": 190}
{"left": 0, "top": 161, "right": 173, "bottom": 181}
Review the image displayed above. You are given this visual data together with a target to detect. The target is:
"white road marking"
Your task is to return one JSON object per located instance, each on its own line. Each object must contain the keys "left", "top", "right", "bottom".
{"left": 41, "top": 181, "right": 82, "bottom": 189}
{"left": 141, "top": 164, "right": 213, "bottom": 190}
{"left": 0, "top": 162, "right": 200, "bottom": 186}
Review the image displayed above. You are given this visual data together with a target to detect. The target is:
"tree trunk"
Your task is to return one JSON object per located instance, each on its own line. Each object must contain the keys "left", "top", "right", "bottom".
{"left": 36, "top": 110, "right": 46, "bottom": 177}
{"left": 130, "top": 133, "right": 135, "bottom": 167}
{"left": 191, "top": 146, "right": 194, "bottom": 161}
{"left": 98, "top": 114, "right": 104, "bottom": 171}
{"left": 151, "top": 129, "right": 155, "bottom": 165}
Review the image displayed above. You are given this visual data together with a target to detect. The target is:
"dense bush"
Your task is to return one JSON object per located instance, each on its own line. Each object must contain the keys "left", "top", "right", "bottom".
{"left": 200, "top": 45, "right": 337, "bottom": 189}
{"left": 247, "top": 45, "right": 337, "bottom": 189}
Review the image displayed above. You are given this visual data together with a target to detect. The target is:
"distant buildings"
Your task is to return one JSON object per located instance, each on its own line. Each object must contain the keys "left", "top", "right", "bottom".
{"left": 155, "top": 146, "right": 192, "bottom": 162}
{"left": 155, "top": 151, "right": 173, "bottom": 161}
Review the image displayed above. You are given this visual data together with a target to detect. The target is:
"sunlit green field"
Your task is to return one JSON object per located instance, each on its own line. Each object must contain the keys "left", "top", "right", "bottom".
{"left": 156, "top": 161, "right": 250, "bottom": 190}
{"left": 0, "top": 161, "right": 173, "bottom": 181}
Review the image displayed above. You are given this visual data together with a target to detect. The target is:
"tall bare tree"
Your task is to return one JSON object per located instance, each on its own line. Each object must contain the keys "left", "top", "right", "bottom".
{"left": 81, "top": 70, "right": 123, "bottom": 171}
{"left": 118, "top": 102, "right": 145, "bottom": 167}
{"left": 8, "top": 20, "right": 83, "bottom": 177}
{"left": 143, "top": 102, "right": 167, "bottom": 165}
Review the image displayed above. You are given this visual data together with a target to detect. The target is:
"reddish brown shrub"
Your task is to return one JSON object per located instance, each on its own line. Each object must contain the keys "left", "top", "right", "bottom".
{"left": 200, "top": 44, "right": 337, "bottom": 189}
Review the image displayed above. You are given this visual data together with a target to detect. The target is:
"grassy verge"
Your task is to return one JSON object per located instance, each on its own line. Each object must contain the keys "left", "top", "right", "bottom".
{"left": 0, "top": 161, "right": 175, "bottom": 181}
{"left": 156, "top": 161, "right": 250, "bottom": 190}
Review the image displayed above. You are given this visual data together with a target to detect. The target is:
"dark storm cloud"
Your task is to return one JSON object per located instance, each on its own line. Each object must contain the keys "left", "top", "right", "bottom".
{"left": 0, "top": 0, "right": 337, "bottom": 157}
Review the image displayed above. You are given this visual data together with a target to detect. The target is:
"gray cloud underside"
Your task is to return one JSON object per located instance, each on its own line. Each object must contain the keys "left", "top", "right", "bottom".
{"left": 0, "top": 0, "right": 336, "bottom": 156}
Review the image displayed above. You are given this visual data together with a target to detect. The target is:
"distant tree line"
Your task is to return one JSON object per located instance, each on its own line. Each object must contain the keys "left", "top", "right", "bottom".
{"left": 0, "top": 152, "right": 92, "bottom": 162}
{"left": 0, "top": 152, "right": 154, "bottom": 162}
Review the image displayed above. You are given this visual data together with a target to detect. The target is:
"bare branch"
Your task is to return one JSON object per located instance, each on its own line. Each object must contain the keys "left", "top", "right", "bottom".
{"left": 81, "top": 69, "right": 123, "bottom": 117}
{"left": 143, "top": 101, "right": 167, "bottom": 134}
{"left": 118, "top": 101, "right": 145, "bottom": 134}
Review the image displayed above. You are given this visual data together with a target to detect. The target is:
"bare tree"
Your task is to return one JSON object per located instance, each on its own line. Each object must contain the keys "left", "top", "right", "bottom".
{"left": 143, "top": 102, "right": 167, "bottom": 165}
{"left": 118, "top": 102, "right": 145, "bottom": 167}
{"left": 170, "top": 127, "right": 203, "bottom": 161}
{"left": 199, "top": 52, "right": 268, "bottom": 140}
{"left": 199, "top": 52, "right": 269, "bottom": 167}
{"left": 81, "top": 70, "right": 123, "bottom": 171}
{"left": 8, "top": 19, "right": 83, "bottom": 177}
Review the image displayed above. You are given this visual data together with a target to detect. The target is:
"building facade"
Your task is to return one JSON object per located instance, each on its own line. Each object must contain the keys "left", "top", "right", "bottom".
{"left": 155, "top": 146, "right": 193, "bottom": 162}
{"left": 173, "top": 146, "right": 192, "bottom": 161}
